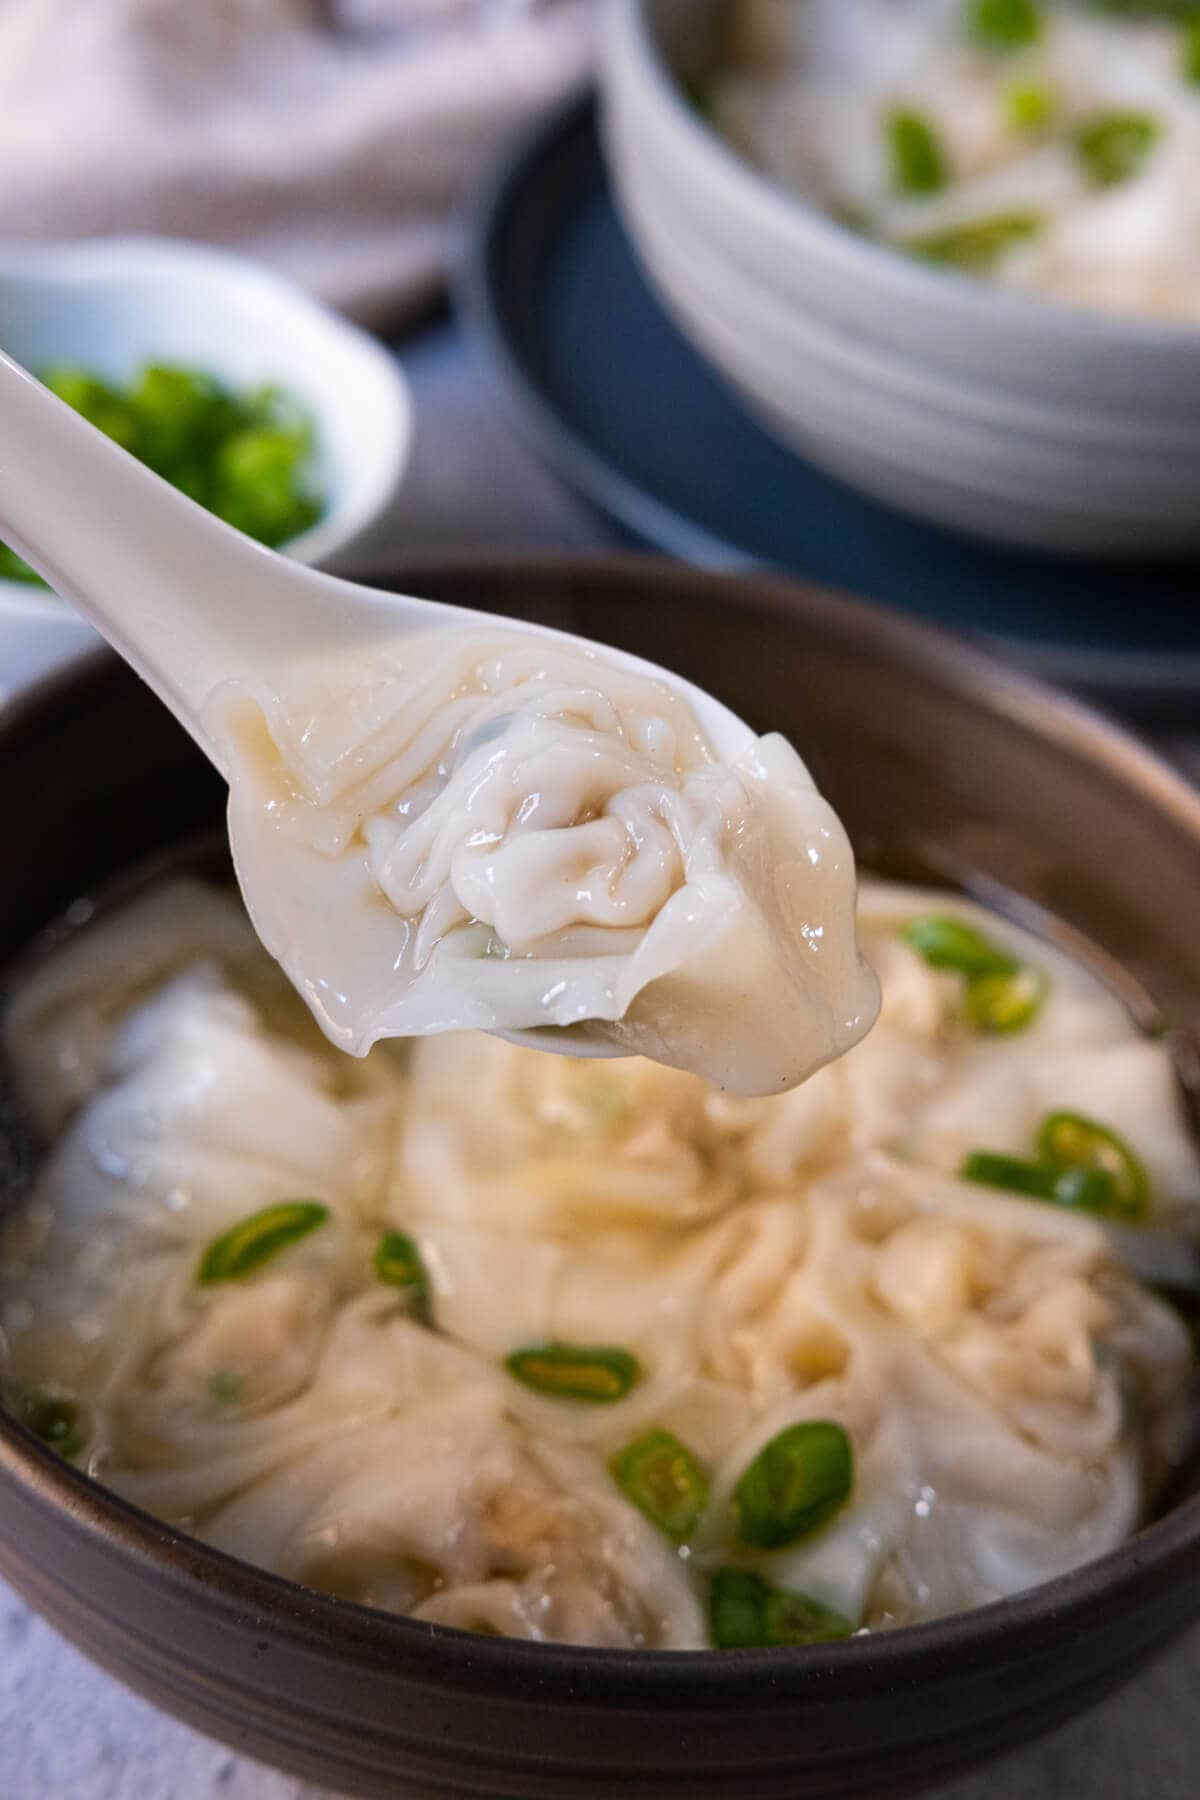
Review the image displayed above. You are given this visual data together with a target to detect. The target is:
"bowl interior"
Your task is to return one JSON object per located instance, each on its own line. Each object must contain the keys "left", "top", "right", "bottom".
{"left": 2, "top": 558, "right": 1199, "bottom": 1799}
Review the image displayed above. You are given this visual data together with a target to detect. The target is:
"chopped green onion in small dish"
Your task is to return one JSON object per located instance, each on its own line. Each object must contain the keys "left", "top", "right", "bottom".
{"left": 0, "top": 362, "right": 324, "bottom": 586}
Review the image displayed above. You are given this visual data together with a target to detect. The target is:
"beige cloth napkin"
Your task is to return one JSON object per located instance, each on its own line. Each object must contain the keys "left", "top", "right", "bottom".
{"left": 0, "top": 0, "right": 595, "bottom": 328}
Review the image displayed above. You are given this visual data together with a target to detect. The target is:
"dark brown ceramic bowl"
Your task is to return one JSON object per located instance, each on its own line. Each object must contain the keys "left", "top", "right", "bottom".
{"left": 2, "top": 558, "right": 1199, "bottom": 1800}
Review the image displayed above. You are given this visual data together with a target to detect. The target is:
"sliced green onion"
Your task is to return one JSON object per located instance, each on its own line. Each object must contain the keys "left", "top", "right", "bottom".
{"left": 965, "top": 965, "right": 1048, "bottom": 1034}
{"left": 960, "top": 1151, "right": 1057, "bottom": 1199}
{"left": 0, "top": 544, "right": 44, "bottom": 584}
{"left": 711, "top": 1568, "right": 770, "bottom": 1649}
{"left": 208, "top": 1370, "right": 244, "bottom": 1407}
{"left": 732, "top": 1421, "right": 853, "bottom": 1550}
{"left": 709, "top": 1569, "right": 854, "bottom": 1650}
{"left": 960, "top": 1149, "right": 1124, "bottom": 1217}
{"left": 505, "top": 1342, "right": 640, "bottom": 1403}
{"left": 764, "top": 1585, "right": 856, "bottom": 1647}
{"left": 1005, "top": 80, "right": 1055, "bottom": 132}
{"left": 374, "top": 1230, "right": 433, "bottom": 1324}
{"left": 1185, "top": 16, "right": 1200, "bottom": 82}
{"left": 901, "top": 916, "right": 1016, "bottom": 978}
{"left": 966, "top": 0, "right": 1043, "bottom": 51}
{"left": 1048, "top": 1165, "right": 1124, "bottom": 1216}
{"left": 903, "top": 915, "right": 1047, "bottom": 1033}
{"left": 904, "top": 210, "right": 1043, "bottom": 271}
{"left": 1, "top": 363, "right": 323, "bottom": 585}
{"left": 12, "top": 1389, "right": 85, "bottom": 1459}
{"left": 1073, "top": 111, "right": 1161, "bottom": 187}
{"left": 197, "top": 1200, "right": 329, "bottom": 1285}
{"left": 42, "top": 367, "right": 140, "bottom": 449}
{"left": 886, "top": 109, "right": 948, "bottom": 195}
{"left": 1036, "top": 1112, "right": 1150, "bottom": 1221}
{"left": 611, "top": 1430, "right": 709, "bottom": 1540}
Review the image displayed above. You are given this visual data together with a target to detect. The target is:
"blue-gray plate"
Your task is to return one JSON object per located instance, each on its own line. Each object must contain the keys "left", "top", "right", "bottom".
{"left": 455, "top": 92, "right": 1200, "bottom": 720}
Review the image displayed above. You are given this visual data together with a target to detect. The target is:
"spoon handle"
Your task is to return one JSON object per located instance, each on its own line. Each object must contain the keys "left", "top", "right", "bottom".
{"left": 0, "top": 351, "right": 366, "bottom": 770}
{"left": 0, "top": 353, "right": 756, "bottom": 791}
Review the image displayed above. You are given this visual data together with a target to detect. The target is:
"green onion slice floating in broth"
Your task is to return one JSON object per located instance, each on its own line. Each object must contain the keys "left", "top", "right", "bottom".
{"left": 197, "top": 1200, "right": 329, "bottom": 1285}
{"left": 1036, "top": 1111, "right": 1150, "bottom": 1220}
{"left": 374, "top": 1230, "right": 433, "bottom": 1323}
{"left": 1048, "top": 1165, "right": 1125, "bottom": 1216}
{"left": 960, "top": 1151, "right": 1059, "bottom": 1199}
{"left": 711, "top": 1568, "right": 770, "bottom": 1649}
{"left": 902, "top": 914, "right": 1046, "bottom": 1033}
{"left": 960, "top": 1146, "right": 1126, "bottom": 1218}
{"left": 764, "top": 1584, "right": 856, "bottom": 1647}
{"left": 710, "top": 1568, "right": 854, "bottom": 1650}
{"left": 732, "top": 1421, "right": 854, "bottom": 1550}
{"left": 611, "top": 1430, "right": 709, "bottom": 1539}
{"left": 903, "top": 211, "right": 1043, "bottom": 271}
{"left": 886, "top": 109, "right": 949, "bottom": 194}
{"left": 505, "top": 1342, "right": 640, "bottom": 1403}
{"left": 901, "top": 916, "right": 1016, "bottom": 978}
{"left": 965, "top": 965, "right": 1049, "bottom": 1033}
{"left": 12, "top": 1389, "right": 85, "bottom": 1459}
{"left": 1073, "top": 110, "right": 1161, "bottom": 186}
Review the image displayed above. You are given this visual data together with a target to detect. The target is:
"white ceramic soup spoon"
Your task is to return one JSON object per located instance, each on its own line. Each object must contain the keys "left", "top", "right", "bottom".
{"left": 0, "top": 350, "right": 756, "bottom": 1057}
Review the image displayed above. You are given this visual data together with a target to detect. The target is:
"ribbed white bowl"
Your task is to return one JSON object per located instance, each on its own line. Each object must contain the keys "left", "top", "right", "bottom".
{"left": 603, "top": 0, "right": 1200, "bottom": 555}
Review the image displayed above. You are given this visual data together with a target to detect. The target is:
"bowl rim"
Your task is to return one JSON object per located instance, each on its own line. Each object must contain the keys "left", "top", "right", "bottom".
{"left": 3, "top": 550, "right": 1200, "bottom": 1702}
{"left": 611, "top": 0, "right": 1200, "bottom": 352}
{"left": 0, "top": 235, "right": 413, "bottom": 619}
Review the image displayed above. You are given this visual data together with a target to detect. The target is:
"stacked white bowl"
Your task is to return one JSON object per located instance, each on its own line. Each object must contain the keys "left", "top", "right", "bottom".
{"left": 603, "top": 0, "right": 1200, "bottom": 556}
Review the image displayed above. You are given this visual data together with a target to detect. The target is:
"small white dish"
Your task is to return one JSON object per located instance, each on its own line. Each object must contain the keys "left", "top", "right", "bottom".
{"left": 0, "top": 236, "right": 413, "bottom": 675}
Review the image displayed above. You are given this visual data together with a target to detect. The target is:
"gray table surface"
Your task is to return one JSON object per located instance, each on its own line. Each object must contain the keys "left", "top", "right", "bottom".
{"left": 1, "top": 322, "right": 1197, "bottom": 1800}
